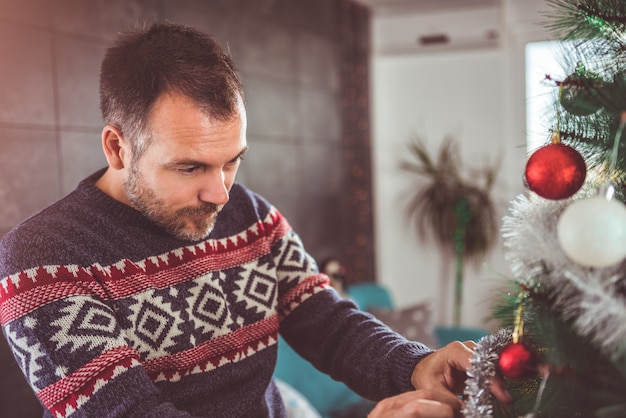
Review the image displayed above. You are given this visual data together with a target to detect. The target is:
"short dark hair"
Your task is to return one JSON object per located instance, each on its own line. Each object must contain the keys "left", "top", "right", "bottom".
{"left": 99, "top": 22, "right": 244, "bottom": 158}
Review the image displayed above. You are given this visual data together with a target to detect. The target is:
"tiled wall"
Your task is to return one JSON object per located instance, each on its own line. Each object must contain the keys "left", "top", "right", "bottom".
{"left": 0, "top": 0, "right": 369, "bottom": 268}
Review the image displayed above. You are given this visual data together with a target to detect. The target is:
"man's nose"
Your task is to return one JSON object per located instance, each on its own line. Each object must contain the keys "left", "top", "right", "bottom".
{"left": 198, "top": 170, "right": 229, "bottom": 205}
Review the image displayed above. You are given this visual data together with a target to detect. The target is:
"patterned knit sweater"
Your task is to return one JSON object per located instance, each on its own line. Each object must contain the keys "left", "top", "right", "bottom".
{"left": 0, "top": 169, "right": 432, "bottom": 417}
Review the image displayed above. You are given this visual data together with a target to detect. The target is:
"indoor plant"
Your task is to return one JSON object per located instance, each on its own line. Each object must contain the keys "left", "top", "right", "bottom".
{"left": 400, "top": 136, "right": 500, "bottom": 326}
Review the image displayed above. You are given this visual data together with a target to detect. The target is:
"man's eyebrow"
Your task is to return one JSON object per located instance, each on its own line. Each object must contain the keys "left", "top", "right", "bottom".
{"left": 166, "top": 146, "right": 249, "bottom": 168}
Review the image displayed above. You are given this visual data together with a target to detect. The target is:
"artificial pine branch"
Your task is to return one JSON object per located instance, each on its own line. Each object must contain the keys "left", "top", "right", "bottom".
{"left": 545, "top": 0, "right": 626, "bottom": 43}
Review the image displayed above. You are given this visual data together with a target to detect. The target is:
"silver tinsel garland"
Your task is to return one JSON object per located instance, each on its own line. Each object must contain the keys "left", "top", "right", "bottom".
{"left": 462, "top": 328, "right": 513, "bottom": 418}
{"left": 501, "top": 190, "right": 626, "bottom": 360}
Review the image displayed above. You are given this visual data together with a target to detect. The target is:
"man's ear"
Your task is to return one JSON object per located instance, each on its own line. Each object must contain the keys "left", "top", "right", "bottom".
{"left": 101, "top": 125, "right": 129, "bottom": 170}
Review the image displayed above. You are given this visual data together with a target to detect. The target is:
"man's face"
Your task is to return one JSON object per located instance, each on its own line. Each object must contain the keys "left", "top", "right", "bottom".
{"left": 124, "top": 93, "right": 247, "bottom": 241}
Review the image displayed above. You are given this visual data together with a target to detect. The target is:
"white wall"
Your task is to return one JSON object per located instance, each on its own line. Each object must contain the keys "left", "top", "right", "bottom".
{"left": 370, "top": 0, "right": 554, "bottom": 327}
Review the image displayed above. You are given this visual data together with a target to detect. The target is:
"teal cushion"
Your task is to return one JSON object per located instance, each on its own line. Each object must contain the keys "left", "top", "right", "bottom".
{"left": 434, "top": 325, "right": 489, "bottom": 347}
{"left": 274, "top": 337, "right": 363, "bottom": 417}
{"left": 344, "top": 283, "right": 394, "bottom": 311}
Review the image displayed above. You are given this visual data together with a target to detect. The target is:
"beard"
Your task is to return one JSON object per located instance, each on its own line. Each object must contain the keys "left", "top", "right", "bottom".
{"left": 124, "top": 165, "right": 223, "bottom": 241}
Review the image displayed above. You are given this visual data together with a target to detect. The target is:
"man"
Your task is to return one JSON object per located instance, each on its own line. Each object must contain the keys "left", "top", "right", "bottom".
{"left": 0, "top": 23, "right": 507, "bottom": 417}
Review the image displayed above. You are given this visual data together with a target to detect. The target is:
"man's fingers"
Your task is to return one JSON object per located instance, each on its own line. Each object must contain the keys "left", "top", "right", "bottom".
{"left": 453, "top": 341, "right": 476, "bottom": 370}
{"left": 414, "top": 399, "right": 454, "bottom": 418}
{"left": 368, "top": 390, "right": 459, "bottom": 418}
{"left": 423, "top": 388, "right": 464, "bottom": 411}
{"left": 462, "top": 340, "right": 476, "bottom": 350}
{"left": 489, "top": 375, "right": 513, "bottom": 403}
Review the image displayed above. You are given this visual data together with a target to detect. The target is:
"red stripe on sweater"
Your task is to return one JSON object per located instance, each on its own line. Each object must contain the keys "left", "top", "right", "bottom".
{"left": 278, "top": 274, "right": 330, "bottom": 319}
{"left": 101, "top": 211, "right": 284, "bottom": 281}
{"left": 0, "top": 281, "right": 109, "bottom": 325}
{"left": 144, "top": 315, "right": 280, "bottom": 381}
{"left": 0, "top": 265, "right": 98, "bottom": 302}
{"left": 38, "top": 346, "right": 141, "bottom": 417}
{"left": 0, "top": 211, "right": 290, "bottom": 324}
{"left": 37, "top": 318, "right": 281, "bottom": 415}
{"left": 99, "top": 230, "right": 286, "bottom": 299}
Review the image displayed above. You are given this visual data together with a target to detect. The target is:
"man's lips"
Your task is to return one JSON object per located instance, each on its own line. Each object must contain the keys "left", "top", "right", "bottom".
{"left": 190, "top": 211, "right": 218, "bottom": 220}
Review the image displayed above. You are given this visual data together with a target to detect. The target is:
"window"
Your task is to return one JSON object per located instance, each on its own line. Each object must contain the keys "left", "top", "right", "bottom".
{"left": 525, "top": 40, "right": 581, "bottom": 153}
{"left": 525, "top": 41, "right": 565, "bottom": 152}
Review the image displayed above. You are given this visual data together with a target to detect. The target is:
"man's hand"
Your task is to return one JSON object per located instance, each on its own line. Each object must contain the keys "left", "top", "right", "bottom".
{"left": 411, "top": 341, "right": 512, "bottom": 404}
{"left": 368, "top": 389, "right": 461, "bottom": 418}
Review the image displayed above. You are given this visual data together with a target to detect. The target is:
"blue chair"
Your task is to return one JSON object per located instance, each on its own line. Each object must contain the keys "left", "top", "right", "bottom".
{"left": 434, "top": 325, "right": 489, "bottom": 347}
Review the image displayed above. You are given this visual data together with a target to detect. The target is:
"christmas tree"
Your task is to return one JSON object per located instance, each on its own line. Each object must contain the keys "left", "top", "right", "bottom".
{"left": 461, "top": 1, "right": 626, "bottom": 417}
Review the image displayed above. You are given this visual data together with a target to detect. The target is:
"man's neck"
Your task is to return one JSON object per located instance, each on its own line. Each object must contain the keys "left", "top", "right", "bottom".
{"left": 95, "top": 168, "right": 133, "bottom": 207}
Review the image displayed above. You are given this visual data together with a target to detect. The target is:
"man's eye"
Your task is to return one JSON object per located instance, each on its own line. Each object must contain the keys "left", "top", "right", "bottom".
{"left": 178, "top": 166, "right": 199, "bottom": 174}
{"left": 226, "top": 159, "right": 241, "bottom": 168}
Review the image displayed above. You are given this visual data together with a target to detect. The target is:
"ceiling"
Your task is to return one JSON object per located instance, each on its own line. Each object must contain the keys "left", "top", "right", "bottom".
{"left": 354, "top": 0, "right": 500, "bottom": 16}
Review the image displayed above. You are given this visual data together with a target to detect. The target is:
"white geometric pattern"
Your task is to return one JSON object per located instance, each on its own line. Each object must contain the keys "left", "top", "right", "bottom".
{"left": 49, "top": 296, "right": 127, "bottom": 354}
{"left": 233, "top": 260, "right": 277, "bottom": 317}
{"left": 135, "top": 303, "right": 175, "bottom": 349}
{"left": 5, "top": 323, "right": 46, "bottom": 388}
{"left": 186, "top": 271, "right": 234, "bottom": 336}
{"left": 126, "top": 290, "right": 185, "bottom": 360}
{"left": 276, "top": 231, "right": 315, "bottom": 277}
{"left": 243, "top": 271, "right": 276, "bottom": 306}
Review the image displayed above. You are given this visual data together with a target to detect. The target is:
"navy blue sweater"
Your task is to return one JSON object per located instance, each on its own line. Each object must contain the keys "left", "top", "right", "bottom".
{"left": 0, "top": 169, "right": 431, "bottom": 417}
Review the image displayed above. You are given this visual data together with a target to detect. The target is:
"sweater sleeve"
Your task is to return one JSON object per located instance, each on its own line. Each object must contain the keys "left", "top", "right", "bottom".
{"left": 0, "top": 253, "right": 202, "bottom": 417}
{"left": 271, "top": 228, "right": 433, "bottom": 401}
{"left": 280, "top": 290, "right": 433, "bottom": 401}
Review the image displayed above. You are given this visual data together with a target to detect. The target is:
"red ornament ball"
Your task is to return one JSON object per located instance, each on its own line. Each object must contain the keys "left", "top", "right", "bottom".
{"left": 524, "top": 143, "right": 586, "bottom": 200}
{"left": 498, "top": 342, "right": 538, "bottom": 380}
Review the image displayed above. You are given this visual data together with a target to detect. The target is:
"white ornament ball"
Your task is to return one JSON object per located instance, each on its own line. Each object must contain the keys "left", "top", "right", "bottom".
{"left": 557, "top": 196, "right": 626, "bottom": 268}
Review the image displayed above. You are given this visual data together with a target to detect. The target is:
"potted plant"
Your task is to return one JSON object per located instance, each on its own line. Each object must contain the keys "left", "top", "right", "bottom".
{"left": 400, "top": 136, "right": 500, "bottom": 326}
